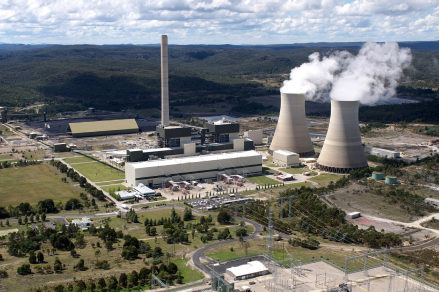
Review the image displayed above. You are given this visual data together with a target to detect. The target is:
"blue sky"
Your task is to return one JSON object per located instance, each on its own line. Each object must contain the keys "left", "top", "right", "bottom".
{"left": 0, "top": 0, "right": 438, "bottom": 45}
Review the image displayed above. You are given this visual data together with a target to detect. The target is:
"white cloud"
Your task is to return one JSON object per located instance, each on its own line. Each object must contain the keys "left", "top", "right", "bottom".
{"left": 0, "top": 0, "right": 437, "bottom": 44}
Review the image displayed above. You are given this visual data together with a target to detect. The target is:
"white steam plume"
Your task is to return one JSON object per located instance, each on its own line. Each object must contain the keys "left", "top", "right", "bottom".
{"left": 281, "top": 42, "right": 412, "bottom": 105}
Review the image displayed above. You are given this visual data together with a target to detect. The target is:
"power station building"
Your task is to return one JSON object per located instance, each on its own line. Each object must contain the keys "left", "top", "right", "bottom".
{"left": 67, "top": 119, "right": 139, "bottom": 138}
{"left": 125, "top": 150, "right": 262, "bottom": 187}
{"left": 317, "top": 100, "right": 368, "bottom": 173}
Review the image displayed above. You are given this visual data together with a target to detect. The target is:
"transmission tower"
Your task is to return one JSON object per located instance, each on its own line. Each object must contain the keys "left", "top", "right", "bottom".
{"left": 266, "top": 207, "right": 274, "bottom": 259}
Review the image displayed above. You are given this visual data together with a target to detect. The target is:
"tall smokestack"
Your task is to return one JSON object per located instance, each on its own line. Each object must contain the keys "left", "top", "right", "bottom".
{"left": 270, "top": 93, "right": 315, "bottom": 157}
{"left": 161, "top": 35, "right": 169, "bottom": 127}
{"left": 317, "top": 100, "right": 368, "bottom": 173}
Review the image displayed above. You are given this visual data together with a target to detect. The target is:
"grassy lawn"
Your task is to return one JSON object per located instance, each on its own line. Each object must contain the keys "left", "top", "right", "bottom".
{"left": 0, "top": 154, "right": 14, "bottom": 160}
{"left": 247, "top": 175, "right": 280, "bottom": 186}
{"left": 0, "top": 228, "right": 19, "bottom": 236}
{"left": 262, "top": 167, "right": 277, "bottom": 173}
{"left": 20, "top": 150, "right": 47, "bottom": 160}
{"left": 64, "top": 156, "right": 96, "bottom": 164}
{"left": 96, "top": 180, "right": 125, "bottom": 186}
{"left": 264, "top": 164, "right": 277, "bottom": 167}
{"left": 310, "top": 173, "right": 344, "bottom": 185}
{"left": 279, "top": 167, "right": 307, "bottom": 174}
{"left": 171, "top": 257, "right": 204, "bottom": 283}
{"left": 288, "top": 182, "right": 314, "bottom": 188}
{"left": 100, "top": 184, "right": 130, "bottom": 192}
{"left": 0, "top": 163, "right": 81, "bottom": 206}
{"left": 71, "top": 161, "right": 125, "bottom": 182}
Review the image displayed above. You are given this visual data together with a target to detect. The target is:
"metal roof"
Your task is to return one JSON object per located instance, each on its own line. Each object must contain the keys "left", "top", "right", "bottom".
{"left": 226, "top": 261, "right": 268, "bottom": 277}
{"left": 274, "top": 149, "right": 298, "bottom": 156}
{"left": 128, "top": 150, "right": 261, "bottom": 169}
{"left": 68, "top": 119, "right": 139, "bottom": 135}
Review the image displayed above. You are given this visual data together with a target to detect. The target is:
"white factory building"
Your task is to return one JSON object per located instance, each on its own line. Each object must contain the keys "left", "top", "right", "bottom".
{"left": 272, "top": 150, "right": 300, "bottom": 168}
{"left": 125, "top": 150, "right": 262, "bottom": 187}
{"left": 364, "top": 146, "right": 401, "bottom": 158}
{"left": 244, "top": 129, "right": 263, "bottom": 145}
{"left": 226, "top": 261, "right": 269, "bottom": 280}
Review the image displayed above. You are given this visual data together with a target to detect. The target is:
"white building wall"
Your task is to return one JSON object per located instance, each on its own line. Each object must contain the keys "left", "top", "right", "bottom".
{"left": 127, "top": 151, "right": 262, "bottom": 187}
{"left": 125, "top": 163, "right": 136, "bottom": 187}
{"left": 273, "top": 150, "right": 300, "bottom": 167}
{"left": 233, "top": 138, "right": 245, "bottom": 151}
{"left": 244, "top": 130, "right": 263, "bottom": 145}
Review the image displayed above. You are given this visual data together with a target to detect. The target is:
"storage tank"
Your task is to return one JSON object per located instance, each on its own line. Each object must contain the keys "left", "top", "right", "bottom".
{"left": 372, "top": 172, "right": 384, "bottom": 180}
{"left": 385, "top": 176, "right": 397, "bottom": 184}
{"left": 317, "top": 100, "right": 368, "bottom": 173}
{"left": 269, "top": 93, "right": 315, "bottom": 157}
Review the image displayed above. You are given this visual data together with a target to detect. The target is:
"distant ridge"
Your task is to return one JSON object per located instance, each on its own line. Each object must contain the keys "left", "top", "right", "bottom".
{"left": 0, "top": 41, "right": 438, "bottom": 51}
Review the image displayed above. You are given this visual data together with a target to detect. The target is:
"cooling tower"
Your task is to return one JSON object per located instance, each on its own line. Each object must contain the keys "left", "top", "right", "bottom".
{"left": 317, "top": 100, "right": 368, "bottom": 173}
{"left": 161, "top": 35, "right": 170, "bottom": 127}
{"left": 270, "top": 93, "right": 315, "bottom": 157}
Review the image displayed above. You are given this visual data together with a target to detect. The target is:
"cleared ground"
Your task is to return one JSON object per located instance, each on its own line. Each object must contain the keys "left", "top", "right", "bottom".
{"left": 326, "top": 183, "right": 423, "bottom": 223}
{"left": 0, "top": 163, "right": 81, "bottom": 206}
{"left": 70, "top": 161, "right": 125, "bottom": 182}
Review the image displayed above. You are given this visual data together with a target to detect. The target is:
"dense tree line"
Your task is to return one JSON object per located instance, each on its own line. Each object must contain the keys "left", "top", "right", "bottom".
{"left": 29, "top": 261, "right": 182, "bottom": 291}
{"left": 2, "top": 44, "right": 437, "bottom": 119}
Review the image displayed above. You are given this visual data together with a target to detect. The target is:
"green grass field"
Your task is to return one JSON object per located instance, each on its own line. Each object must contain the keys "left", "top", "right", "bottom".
{"left": 247, "top": 175, "right": 280, "bottom": 185}
{"left": 262, "top": 167, "right": 276, "bottom": 173}
{"left": 20, "top": 150, "right": 47, "bottom": 160}
{"left": 0, "top": 228, "right": 19, "bottom": 236}
{"left": 0, "top": 154, "right": 14, "bottom": 160}
{"left": 310, "top": 173, "right": 344, "bottom": 185}
{"left": 64, "top": 156, "right": 96, "bottom": 164}
{"left": 95, "top": 180, "right": 125, "bottom": 186}
{"left": 171, "top": 258, "right": 204, "bottom": 283}
{"left": 71, "top": 161, "right": 125, "bottom": 182}
{"left": 279, "top": 167, "right": 307, "bottom": 174}
{"left": 0, "top": 163, "right": 81, "bottom": 206}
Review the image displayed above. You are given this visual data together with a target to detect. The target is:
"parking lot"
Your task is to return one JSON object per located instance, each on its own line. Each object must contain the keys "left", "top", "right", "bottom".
{"left": 187, "top": 193, "right": 253, "bottom": 211}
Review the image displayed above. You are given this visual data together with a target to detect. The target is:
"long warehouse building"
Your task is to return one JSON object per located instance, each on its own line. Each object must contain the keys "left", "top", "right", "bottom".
{"left": 125, "top": 150, "right": 262, "bottom": 187}
{"left": 67, "top": 119, "right": 139, "bottom": 138}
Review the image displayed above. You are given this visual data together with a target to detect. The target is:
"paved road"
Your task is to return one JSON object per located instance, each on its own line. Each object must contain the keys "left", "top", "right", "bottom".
{"left": 192, "top": 218, "right": 263, "bottom": 275}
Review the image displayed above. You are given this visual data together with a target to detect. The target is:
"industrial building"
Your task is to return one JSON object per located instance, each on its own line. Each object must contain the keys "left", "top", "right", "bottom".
{"left": 0, "top": 107, "right": 6, "bottom": 123}
{"left": 71, "top": 217, "right": 92, "bottom": 228}
{"left": 226, "top": 261, "right": 269, "bottom": 280}
{"left": 125, "top": 150, "right": 262, "bottom": 187}
{"left": 138, "top": 35, "right": 255, "bottom": 163}
{"left": 364, "top": 146, "right": 401, "bottom": 158}
{"left": 67, "top": 119, "right": 139, "bottom": 138}
{"left": 244, "top": 129, "right": 263, "bottom": 145}
{"left": 347, "top": 212, "right": 361, "bottom": 219}
{"left": 272, "top": 149, "right": 300, "bottom": 168}
{"left": 270, "top": 93, "right": 315, "bottom": 157}
{"left": 317, "top": 100, "right": 368, "bottom": 173}
{"left": 425, "top": 198, "right": 439, "bottom": 207}
{"left": 53, "top": 143, "right": 68, "bottom": 152}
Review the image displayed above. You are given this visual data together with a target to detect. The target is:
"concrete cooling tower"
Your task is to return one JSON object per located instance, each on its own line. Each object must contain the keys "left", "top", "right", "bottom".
{"left": 269, "top": 93, "right": 315, "bottom": 157}
{"left": 317, "top": 100, "right": 368, "bottom": 173}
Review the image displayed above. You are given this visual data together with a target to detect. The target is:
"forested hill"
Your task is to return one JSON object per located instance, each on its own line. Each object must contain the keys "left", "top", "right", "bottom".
{"left": 0, "top": 42, "right": 438, "bottom": 117}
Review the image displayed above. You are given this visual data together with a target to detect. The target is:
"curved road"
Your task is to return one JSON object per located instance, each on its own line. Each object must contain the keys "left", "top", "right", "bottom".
{"left": 36, "top": 205, "right": 439, "bottom": 274}
{"left": 192, "top": 218, "right": 263, "bottom": 275}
